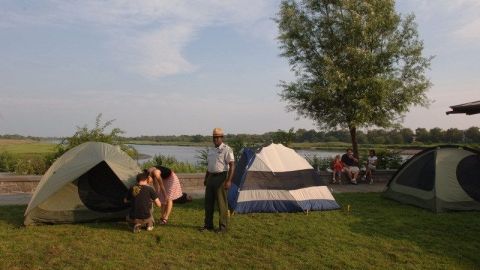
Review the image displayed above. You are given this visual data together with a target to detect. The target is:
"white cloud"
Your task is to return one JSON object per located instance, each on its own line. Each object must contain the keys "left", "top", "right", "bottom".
{"left": 0, "top": 0, "right": 277, "bottom": 78}
{"left": 119, "top": 24, "right": 197, "bottom": 78}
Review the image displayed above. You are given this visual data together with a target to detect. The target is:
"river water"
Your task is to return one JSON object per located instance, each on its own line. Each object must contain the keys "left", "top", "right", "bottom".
{"left": 129, "top": 144, "right": 345, "bottom": 164}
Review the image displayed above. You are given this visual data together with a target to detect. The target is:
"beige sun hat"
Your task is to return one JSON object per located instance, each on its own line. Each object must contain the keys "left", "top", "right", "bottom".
{"left": 212, "top": 128, "right": 224, "bottom": 136}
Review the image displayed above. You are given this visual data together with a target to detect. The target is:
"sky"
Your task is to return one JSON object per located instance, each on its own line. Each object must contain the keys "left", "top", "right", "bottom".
{"left": 1, "top": 0, "right": 479, "bottom": 137}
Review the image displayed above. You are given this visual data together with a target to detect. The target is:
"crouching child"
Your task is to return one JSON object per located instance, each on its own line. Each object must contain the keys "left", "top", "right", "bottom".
{"left": 124, "top": 171, "right": 162, "bottom": 233}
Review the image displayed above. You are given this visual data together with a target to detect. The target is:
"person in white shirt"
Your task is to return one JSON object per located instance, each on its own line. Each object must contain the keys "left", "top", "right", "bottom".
{"left": 363, "top": 149, "right": 378, "bottom": 184}
{"left": 199, "top": 128, "right": 235, "bottom": 233}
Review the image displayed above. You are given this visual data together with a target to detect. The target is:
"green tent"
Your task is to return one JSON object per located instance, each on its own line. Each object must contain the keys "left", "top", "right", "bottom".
{"left": 383, "top": 145, "right": 480, "bottom": 212}
{"left": 24, "top": 142, "right": 140, "bottom": 225}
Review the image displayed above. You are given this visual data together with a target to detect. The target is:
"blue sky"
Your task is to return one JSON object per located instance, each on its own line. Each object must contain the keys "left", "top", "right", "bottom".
{"left": 1, "top": 0, "right": 479, "bottom": 137}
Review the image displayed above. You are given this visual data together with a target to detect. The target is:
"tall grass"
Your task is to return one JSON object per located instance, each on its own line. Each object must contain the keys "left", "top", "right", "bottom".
{"left": 141, "top": 154, "right": 206, "bottom": 173}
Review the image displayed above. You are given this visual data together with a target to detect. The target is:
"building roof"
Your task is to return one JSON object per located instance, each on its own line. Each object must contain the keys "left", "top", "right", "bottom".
{"left": 446, "top": 100, "right": 480, "bottom": 115}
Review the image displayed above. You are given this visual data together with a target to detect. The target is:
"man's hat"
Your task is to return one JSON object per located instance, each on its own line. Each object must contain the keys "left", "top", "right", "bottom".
{"left": 212, "top": 128, "right": 224, "bottom": 136}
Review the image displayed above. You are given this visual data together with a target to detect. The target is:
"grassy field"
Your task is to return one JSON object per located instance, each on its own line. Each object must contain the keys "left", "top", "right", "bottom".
{"left": 1, "top": 193, "right": 479, "bottom": 269}
{"left": 0, "top": 139, "right": 55, "bottom": 156}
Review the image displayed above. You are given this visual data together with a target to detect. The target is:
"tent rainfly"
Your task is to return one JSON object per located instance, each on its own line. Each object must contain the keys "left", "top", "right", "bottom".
{"left": 228, "top": 143, "right": 340, "bottom": 213}
{"left": 24, "top": 142, "right": 140, "bottom": 225}
{"left": 383, "top": 145, "right": 480, "bottom": 212}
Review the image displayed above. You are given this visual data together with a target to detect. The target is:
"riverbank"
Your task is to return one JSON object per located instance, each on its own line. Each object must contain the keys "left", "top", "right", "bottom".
{"left": 127, "top": 140, "right": 431, "bottom": 151}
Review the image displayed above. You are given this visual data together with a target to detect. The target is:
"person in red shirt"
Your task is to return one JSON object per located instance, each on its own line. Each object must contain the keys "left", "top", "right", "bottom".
{"left": 332, "top": 154, "right": 343, "bottom": 184}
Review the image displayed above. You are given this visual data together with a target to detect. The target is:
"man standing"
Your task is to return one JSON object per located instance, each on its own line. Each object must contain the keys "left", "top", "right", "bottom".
{"left": 200, "top": 128, "right": 235, "bottom": 233}
{"left": 341, "top": 148, "right": 360, "bottom": 185}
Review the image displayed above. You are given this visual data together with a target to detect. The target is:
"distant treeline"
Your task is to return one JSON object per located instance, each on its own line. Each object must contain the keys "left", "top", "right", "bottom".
{"left": 3, "top": 126, "right": 480, "bottom": 145}
{"left": 126, "top": 126, "right": 480, "bottom": 145}
{"left": 0, "top": 134, "right": 44, "bottom": 141}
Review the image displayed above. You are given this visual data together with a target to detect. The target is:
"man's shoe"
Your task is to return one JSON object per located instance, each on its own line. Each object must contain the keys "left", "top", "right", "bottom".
{"left": 198, "top": 226, "right": 214, "bottom": 232}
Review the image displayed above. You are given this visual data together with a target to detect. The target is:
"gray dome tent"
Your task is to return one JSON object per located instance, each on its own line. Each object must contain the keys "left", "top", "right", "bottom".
{"left": 383, "top": 145, "right": 480, "bottom": 212}
{"left": 24, "top": 142, "right": 140, "bottom": 225}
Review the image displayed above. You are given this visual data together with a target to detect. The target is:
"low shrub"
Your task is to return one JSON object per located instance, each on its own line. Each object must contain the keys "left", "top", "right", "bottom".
{"left": 373, "top": 149, "right": 403, "bottom": 169}
{"left": 0, "top": 151, "right": 16, "bottom": 172}
{"left": 14, "top": 155, "right": 49, "bottom": 175}
{"left": 304, "top": 155, "right": 332, "bottom": 171}
{"left": 141, "top": 154, "right": 205, "bottom": 173}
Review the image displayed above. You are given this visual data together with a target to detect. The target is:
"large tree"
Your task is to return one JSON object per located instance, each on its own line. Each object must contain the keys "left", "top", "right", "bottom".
{"left": 276, "top": 0, "right": 432, "bottom": 157}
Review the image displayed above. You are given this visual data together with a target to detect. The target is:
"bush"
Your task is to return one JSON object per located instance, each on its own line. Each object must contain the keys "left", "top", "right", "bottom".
{"left": 374, "top": 149, "right": 403, "bottom": 169}
{"left": 304, "top": 155, "right": 332, "bottom": 171}
{"left": 141, "top": 154, "right": 205, "bottom": 173}
{"left": 0, "top": 151, "right": 16, "bottom": 172}
{"left": 55, "top": 113, "right": 137, "bottom": 160}
{"left": 194, "top": 147, "right": 209, "bottom": 167}
{"left": 14, "top": 156, "right": 48, "bottom": 175}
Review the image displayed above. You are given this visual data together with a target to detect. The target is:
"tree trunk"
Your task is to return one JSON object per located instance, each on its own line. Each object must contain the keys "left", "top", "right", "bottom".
{"left": 349, "top": 126, "right": 359, "bottom": 159}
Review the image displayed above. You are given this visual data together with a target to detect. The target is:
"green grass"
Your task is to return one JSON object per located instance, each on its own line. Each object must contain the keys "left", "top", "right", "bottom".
{"left": 0, "top": 139, "right": 55, "bottom": 156}
{"left": 1, "top": 193, "right": 479, "bottom": 269}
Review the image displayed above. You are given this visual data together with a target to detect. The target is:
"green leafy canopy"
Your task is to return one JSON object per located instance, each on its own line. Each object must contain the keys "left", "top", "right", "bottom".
{"left": 276, "top": 0, "right": 432, "bottom": 131}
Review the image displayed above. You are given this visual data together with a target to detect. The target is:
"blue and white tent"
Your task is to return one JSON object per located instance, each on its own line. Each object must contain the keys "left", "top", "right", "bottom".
{"left": 228, "top": 143, "right": 340, "bottom": 213}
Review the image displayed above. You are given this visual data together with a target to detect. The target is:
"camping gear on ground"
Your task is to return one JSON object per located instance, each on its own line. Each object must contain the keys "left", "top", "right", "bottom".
{"left": 24, "top": 142, "right": 140, "bottom": 225}
{"left": 228, "top": 143, "right": 340, "bottom": 213}
{"left": 383, "top": 145, "right": 480, "bottom": 212}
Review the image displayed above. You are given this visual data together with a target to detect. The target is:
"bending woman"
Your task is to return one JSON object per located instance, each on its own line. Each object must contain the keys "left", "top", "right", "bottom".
{"left": 147, "top": 166, "right": 183, "bottom": 224}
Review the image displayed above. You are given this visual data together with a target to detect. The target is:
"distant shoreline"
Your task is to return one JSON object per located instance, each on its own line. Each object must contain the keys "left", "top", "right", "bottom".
{"left": 0, "top": 138, "right": 447, "bottom": 153}
{"left": 126, "top": 140, "right": 428, "bottom": 152}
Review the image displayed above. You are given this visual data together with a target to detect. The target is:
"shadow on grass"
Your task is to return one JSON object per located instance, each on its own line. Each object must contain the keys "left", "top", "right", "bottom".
{"left": 336, "top": 193, "right": 480, "bottom": 266}
{"left": 0, "top": 205, "right": 26, "bottom": 227}
{"left": 0, "top": 199, "right": 206, "bottom": 232}
{"left": 77, "top": 199, "right": 205, "bottom": 231}
{"left": 173, "top": 198, "right": 204, "bottom": 210}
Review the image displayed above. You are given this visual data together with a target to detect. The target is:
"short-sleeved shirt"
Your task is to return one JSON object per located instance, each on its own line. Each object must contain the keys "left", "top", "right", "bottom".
{"left": 341, "top": 153, "right": 356, "bottom": 167}
{"left": 333, "top": 160, "right": 343, "bottom": 171}
{"left": 126, "top": 184, "right": 158, "bottom": 219}
{"left": 207, "top": 143, "right": 234, "bottom": 173}
{"left": 368, "top": 156, "right": 378, "bottom": 165}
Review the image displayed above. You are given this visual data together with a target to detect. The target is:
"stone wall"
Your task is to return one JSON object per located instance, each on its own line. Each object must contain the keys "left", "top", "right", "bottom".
{"left": 0, "top": 170, "right": 395, "bottom": 194}
{"left": 0, "top": 175, "right": 41, "bottom": 194}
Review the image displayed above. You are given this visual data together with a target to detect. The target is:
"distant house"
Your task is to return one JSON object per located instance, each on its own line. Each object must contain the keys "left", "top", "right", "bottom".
{"left": 446, "top": 100, "right": 480, "bottom": 115}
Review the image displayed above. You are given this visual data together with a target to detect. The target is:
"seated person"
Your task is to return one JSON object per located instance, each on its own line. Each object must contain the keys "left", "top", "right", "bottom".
{"left": 341, "top": 148, "right": 360, "bottom": 185}
{"left": 363, "top": 149, "right": 378, "bottom": 184}
{"left": 331, "top": 154, "right": 343, "bottom": 184}
{"left": 124, "top": 171, "right": 161, "bottom": 233}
